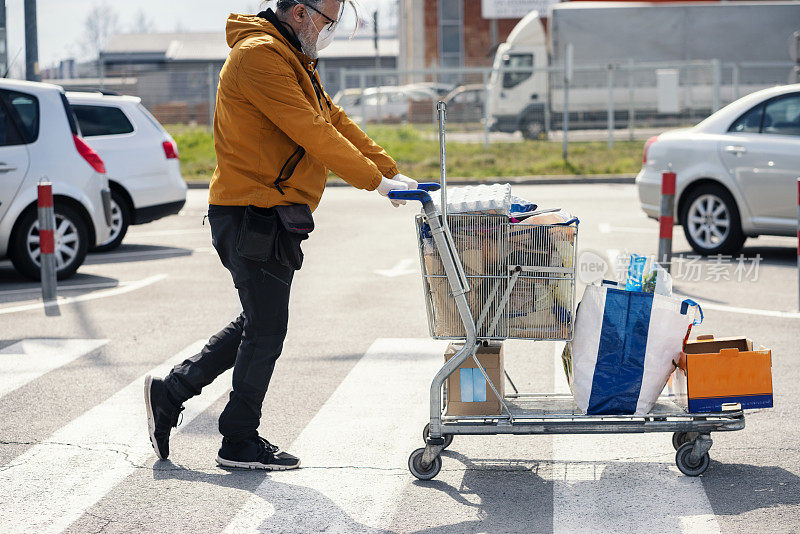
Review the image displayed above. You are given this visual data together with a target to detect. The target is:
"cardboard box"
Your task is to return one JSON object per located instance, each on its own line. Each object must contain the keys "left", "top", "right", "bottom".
{"left": 671, "top": 335, "right": 773, "bottom": 413}
{"left": 445, "top": 342, "right": 505, "bottom": 416}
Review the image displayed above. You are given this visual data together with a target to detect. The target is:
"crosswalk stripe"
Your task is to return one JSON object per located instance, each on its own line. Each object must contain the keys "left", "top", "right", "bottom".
{"left": 223, "top": 338, "right": 447, "bottom": 533}
{"left": 0, "top": 274, "right": 167, "bottom": 316}
{"left": 0, "top": 339, "right": 232, "bottom": 534}
{"left": 550, "top": 342, "right": 721, "bottom": 534}
{"left": 0, "top": 339, "right": 108, "bottom": 399}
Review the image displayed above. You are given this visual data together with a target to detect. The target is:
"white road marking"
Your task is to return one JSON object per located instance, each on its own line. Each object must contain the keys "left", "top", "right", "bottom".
{"left": 598, "top": 223, "right": 655, "bottom": 235}
{"left": 223, "top": 338, "right": 447, "bottom": 533}
{"left": 551, "top": 343, "right": 721, "bottom": 534}
{"left": 0, "top": 274, "right": 167, "bottom": 316}
{"left": 685, "top": 300, "right": 800, "bottom": 320}
{"left": 374, "top": 258, "right": 418, "bottom": 278}
{"left": 0, "top": 340, "right": 231, "bottom": 534}
{"left": 0, "top": 339, "right": 108, "bottom": 399}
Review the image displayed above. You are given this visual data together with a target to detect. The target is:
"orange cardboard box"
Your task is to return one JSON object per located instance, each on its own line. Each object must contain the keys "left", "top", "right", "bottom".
{"left": 445, "top": 342, "right": 505, "bottom": 416}
{"left": 671, "top": 335, "right": 773, "bottom": 413}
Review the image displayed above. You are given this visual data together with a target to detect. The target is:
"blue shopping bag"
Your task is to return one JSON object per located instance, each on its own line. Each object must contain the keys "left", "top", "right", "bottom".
{"left": 567, "top": 284, "right": 702, "bottom": 415}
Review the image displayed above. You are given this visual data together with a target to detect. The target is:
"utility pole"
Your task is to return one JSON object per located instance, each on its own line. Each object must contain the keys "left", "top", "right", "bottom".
{"left": 0, "top": 0, "right": 8, "bottom": 77}
{"left": 373, "top": 9, "right": 380, "bottom": 70}
{"left": 373, "top": 9, "right": 381, "bottom": 124}
{"left": 24, "top": 0, "right": 39, "bottom": 81}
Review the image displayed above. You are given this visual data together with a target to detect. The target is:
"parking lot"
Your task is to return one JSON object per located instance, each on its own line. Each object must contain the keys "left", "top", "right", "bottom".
{"left": 1, "top": 183, "right": 798, "bottom": 533}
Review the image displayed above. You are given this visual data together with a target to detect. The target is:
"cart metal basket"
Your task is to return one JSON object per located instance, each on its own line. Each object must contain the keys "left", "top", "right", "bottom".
{"left": 416, "top": 213, "right": 578, "bottom": 341}
{"left": 388, "top": 101, "right": 745, "bottom": 482}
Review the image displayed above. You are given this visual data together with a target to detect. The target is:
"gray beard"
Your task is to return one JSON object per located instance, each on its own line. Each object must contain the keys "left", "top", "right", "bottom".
{"left": 298, "top": 21, "right": 318, "bottom": 59}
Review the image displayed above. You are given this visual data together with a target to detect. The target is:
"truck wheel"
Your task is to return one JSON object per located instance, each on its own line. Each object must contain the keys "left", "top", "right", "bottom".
{"left": 93, "top": 190, "right": 130, "bottom": 252}
{"left": 680, "top": 184, "right": 745, "bottom": 256}
{"left": 9, "top": 204, "right": 89, "bottom": 281}
{"left": 521, "top": 119, "right": 544, "bottom": 140}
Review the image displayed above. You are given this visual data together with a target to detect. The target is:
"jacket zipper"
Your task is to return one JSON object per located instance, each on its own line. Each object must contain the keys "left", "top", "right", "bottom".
{"left": 275, "top": 145, "right": 306, "bottom": 195}
{"left": 308, "top": 64, "right": 332, "bottom": 114}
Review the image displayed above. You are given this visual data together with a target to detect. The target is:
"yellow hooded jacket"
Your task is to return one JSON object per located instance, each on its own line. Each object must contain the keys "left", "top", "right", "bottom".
{"left": 209, "top": 11, "right": 399, "bottom": 211}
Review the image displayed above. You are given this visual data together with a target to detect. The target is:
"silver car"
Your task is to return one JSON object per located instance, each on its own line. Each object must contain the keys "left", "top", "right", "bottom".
{"left": 637, "top": 84, "right": 800, "bottom": 255}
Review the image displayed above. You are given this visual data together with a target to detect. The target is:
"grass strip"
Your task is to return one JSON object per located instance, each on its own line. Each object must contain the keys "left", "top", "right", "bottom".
{"left": 168, "top": 124, "right": 644, "bottom": 182}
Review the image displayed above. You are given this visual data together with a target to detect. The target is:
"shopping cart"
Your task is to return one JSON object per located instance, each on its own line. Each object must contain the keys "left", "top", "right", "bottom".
{"left": 388, "top": 102, "right": 745, "bottom": 481}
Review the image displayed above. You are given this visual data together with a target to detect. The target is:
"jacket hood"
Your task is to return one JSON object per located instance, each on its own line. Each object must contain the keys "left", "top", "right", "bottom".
{"left": 226, "top": 13, "right": 280, "bottom": 48}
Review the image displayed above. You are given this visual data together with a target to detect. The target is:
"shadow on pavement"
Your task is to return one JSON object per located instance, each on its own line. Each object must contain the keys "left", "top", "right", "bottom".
{"left": 0, "top": 273, "right": 121, "bottom": 305}
{"left": 703, "top": 461, "right": 800, "bottom": 516}
{"left": 151, "top": 462, "right": 390, "bottom": 533}
{"left": 85, "top": 244, "right": 195, "bottom": 265}
{"left": 409, "top": 450, "right": 553, "bottom": 533}
{"left": 410, "top": 450, "right": 798, "bottom": 532}
{"left": 672, "top": 245, "right": 796, "bottom": 269}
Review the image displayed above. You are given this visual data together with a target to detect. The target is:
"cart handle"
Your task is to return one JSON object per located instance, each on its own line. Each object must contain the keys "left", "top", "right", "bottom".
{"left": 388, "top": 183, "right": 441, "bottom": 203}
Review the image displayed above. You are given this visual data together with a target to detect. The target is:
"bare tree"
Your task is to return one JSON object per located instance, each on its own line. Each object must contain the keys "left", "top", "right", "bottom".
{"left": 131, "top": 9, "right": 155, "bottom": 34}
{"left": 80, "top": 2, "right": 120, "bottom": 61}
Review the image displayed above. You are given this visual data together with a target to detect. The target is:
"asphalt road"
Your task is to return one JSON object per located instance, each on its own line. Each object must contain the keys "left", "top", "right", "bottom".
{"left": 0, "top": 184, "right": 798, "bottom": 533}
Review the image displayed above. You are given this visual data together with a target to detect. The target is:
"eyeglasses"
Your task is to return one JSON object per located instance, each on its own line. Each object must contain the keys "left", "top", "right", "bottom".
{"left": 296, "top": 2, "right": 341, "bottom": 32}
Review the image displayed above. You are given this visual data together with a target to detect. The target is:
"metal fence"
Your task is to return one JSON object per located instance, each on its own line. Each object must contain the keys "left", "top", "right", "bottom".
{"left": 46, "top": 59, "right": 797, "bottom": 146}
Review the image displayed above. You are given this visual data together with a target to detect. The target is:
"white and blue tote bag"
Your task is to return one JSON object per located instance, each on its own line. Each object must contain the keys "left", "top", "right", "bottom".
{"left": 568, "top": 284, "right": 702, "bottom": 415}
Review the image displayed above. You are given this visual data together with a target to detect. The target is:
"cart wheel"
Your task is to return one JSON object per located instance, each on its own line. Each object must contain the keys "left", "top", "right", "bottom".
{"left": 422, "top": 423, "right": 453, "bottom": 449}
{"left": 408, "top": 448, "right": 442, "bottom": 481}
{"left": 672, "top": 431, "right": 700, "bottom": 451}
{"left": 675, "top": 442, "right": 710, "bottom": 477}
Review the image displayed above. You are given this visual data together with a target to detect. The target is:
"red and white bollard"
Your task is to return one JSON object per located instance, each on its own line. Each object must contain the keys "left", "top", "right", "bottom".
{"left": 658, "top": 171, "right": 677, "bottom": 273}
{"left": 37, "top": 182, "right": 57, "bottom": 302}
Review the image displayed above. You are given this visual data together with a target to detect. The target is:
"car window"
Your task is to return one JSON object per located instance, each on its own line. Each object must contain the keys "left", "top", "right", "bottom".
{"left": 60, "top": 92, "right": 80, "bottom": 136}
{"left": 502, "top": 53, "right": 534, "bottom": 89}
{"left": 8, "top": 94, "right": 39, "bottom": 143}
{"left": 729, "top": 104, "right": 764, "bottom": 134}
{"left": 455, "top": 90, "right": 482, "bottom": 105}
{"left": 0, "top": 90, "right": 39, "bottom": 144}
{"left": 71, "top": 104, "right": 135, "bottom": 137}
{"left": 762, "top": 93, "right": 800, "bottom": 136}
{"left": 0, "top": 99, "right": 25, "bottom": 147}
{"left": 136, "top": 103, "right": 167, "bottom": 134}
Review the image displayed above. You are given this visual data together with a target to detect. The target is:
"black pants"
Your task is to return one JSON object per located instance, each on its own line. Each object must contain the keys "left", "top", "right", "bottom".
{"left": 164, "top": 205, "right": 295, "bottom": 442}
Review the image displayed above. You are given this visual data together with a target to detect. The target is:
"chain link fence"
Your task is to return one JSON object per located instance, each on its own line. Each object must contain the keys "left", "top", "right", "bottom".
{"left": 46, "top": 59, "right": 796, "bottom": 146}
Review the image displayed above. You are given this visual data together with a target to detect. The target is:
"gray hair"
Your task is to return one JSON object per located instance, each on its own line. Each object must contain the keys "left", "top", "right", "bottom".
{"left": 275, "top": 0, "right": 360, "bottom": 23}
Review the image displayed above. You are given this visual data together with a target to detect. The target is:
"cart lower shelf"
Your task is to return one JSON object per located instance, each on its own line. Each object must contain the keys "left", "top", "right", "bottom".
{"left": 438, "top": 393, "right": 745, "bottom": 435}
{"left": 409, "top": 394, "right": 745, "bottom": 480}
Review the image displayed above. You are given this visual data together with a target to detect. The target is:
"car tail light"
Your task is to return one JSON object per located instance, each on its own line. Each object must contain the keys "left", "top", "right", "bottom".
{"left": 643, "top": 136, "right": 659, "bottom": 164}
{"left": 163, "top": 140, "right": 179, "bottom": 160}
{"left": 73, "top": 135, "right": 107, "bottom": 174}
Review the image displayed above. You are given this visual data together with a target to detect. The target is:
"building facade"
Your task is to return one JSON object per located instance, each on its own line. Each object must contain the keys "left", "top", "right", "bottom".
{"left": 399, "top": 0, "right": 525, "bottom": 71}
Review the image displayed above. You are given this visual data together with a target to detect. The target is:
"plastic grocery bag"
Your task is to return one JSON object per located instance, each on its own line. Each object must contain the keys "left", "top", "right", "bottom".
{"left": 565, "top": 284, "right": 702, "bottom": 415}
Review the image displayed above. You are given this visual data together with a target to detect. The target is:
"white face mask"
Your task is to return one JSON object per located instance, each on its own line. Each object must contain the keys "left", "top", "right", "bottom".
{"left": 310, "top": 16, "right": 336, "bottom": 52}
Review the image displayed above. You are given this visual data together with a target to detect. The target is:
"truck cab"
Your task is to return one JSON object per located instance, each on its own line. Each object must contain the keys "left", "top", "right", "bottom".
{"left": 486, "top": 11, "right": 549, "bottom": 139}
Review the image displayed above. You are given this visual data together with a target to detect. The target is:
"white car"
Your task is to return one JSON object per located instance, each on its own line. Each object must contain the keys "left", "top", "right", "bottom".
{"left": 67, "top": 92, "right": 187, "bottom": 251}
{"left": 0, "top": 80, "right": 111, "bottom": 280}
{"left": 637, "top": 84, "right": 800, "bottom": 255}
{"left": 334, "top": 85, "right": 437, "bottom": 123}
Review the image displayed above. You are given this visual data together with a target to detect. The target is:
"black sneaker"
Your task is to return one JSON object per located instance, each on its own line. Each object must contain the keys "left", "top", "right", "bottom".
{"left": 144, "top": 375, "right": 184, "bottom": 460}
{"left": 216, "top": 436, "right": 301, "bottom": 471}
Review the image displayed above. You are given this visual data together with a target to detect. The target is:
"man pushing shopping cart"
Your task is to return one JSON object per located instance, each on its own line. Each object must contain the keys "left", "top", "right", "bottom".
{"left": 143, "top": 0, "right": 417, "bottom": 471}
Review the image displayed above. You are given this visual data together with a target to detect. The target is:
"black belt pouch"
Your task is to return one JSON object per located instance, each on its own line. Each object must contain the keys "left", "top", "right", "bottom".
{"left": 274, "top": 204, "right": 315, "bottom": 270}
{"left": 235, "top": 206, "right": 279, "bottom": 263}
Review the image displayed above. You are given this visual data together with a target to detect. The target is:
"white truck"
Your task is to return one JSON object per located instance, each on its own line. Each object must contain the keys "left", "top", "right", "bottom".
{"left": 487, "top": 2, "right": 800, "bottom": 139}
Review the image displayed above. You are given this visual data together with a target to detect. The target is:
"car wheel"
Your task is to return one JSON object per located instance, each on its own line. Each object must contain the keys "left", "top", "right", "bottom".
{"left": 93, "top": 190, "right": 130, "bottom": 252}
{"left": 9, "top": 203, "right": 89, "bottom": 281}
{"left": 680, "top": 184, "right": 745, "bottom": 256}
{"left": 521, "top": 118, "right": 544, "bottom": 140}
